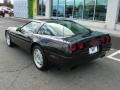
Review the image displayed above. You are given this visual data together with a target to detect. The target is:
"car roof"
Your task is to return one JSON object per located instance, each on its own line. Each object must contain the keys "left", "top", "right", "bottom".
{"left": 32, "top": 19, "right": 74, "bottom": 24}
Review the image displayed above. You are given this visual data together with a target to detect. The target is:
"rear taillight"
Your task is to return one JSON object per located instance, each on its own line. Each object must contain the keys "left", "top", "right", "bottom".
{"left": 91, "top": 39, "right": 97, "bottom": 44}
{"left": 79, "top": 43, "right": 85, "bottom": 50}
{"left": 89, "top": 39, "right": 98, "bottom": 47}
{"left": 106, "top": 35, "right": 111, "bottom": 43}
{"left": 70, "top": 43, "right": 85, "bottom": 53}
{"left": 99, "top": 35, "right": 111, "bottom": 44}
{"left": 103, "top": 37, "right": 107, "bottom": 44}
{"left": 70, "top": 44, "right": 78, "bottom": 53}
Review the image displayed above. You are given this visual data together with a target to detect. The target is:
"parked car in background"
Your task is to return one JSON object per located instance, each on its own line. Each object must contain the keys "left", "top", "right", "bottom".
{"left": 10, "top": 9, "right": 14, "bottom": 16}
{"left": 0, "top": 6, "right": 14, "bottom": 17}
{"left": 8, "top": 9, "right": 14, "bottom": 16}
{"left": 5, "top": 19, "right": 111, "bottom": 71}
{"left": 4, "top": 7, "right": 14, "bottom": 16}
{"left": 0, "top": 7, "right": 5, "bottom": 17}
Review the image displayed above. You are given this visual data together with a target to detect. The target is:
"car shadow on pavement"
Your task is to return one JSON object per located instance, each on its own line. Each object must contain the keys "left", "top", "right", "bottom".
{"left": 49, "top": 60, "right": 100, "bottom": 72}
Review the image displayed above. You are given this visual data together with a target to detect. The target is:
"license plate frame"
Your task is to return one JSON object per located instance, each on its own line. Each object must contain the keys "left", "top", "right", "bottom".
{"left": 89, "top": 46, "right": 98, "bottom": 54}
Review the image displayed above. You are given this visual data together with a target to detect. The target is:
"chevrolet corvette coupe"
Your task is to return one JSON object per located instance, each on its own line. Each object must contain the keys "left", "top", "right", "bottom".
{"left": 5, "top": 19, "right": 111, "bottom": 70}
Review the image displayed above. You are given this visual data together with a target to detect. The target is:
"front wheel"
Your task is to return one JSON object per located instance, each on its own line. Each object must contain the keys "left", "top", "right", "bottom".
{"left": 6, "top": 32, "right": 14, "bottom": 47}
{"left": 33, "top": 46, "right": 49, "bottom": 71}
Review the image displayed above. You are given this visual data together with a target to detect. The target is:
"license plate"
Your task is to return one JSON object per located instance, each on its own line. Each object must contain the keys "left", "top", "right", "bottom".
{"left": 89, "top": 46, "right": 98, "bottom": 54}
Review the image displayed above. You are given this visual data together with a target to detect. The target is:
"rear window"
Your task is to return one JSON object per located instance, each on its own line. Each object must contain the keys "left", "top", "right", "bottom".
{"left": 46, "top": 21, "right": 90, "bottom": 37}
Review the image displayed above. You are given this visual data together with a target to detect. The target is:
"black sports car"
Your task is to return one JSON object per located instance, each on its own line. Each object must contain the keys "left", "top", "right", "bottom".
{"left": 5, "top": 19, "right": 111, "bottom": 70}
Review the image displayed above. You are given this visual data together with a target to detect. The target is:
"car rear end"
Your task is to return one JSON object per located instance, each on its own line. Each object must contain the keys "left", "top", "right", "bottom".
{"left": 67, "top": 33, "right": 111, "bottom": 63}
{"left": 48, "top": 32, "right": 111, "bottom": 66}
{"left": 44, "top": 20, "right": 111, "bottom": 66}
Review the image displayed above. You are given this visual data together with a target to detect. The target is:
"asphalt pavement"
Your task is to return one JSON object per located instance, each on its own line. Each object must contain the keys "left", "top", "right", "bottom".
{"left": 0, "top": 17, "right": 120, "bottom": 90}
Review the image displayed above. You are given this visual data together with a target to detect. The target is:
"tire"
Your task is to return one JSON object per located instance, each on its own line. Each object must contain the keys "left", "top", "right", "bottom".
{"left": 1, "top": 12, "right": 5, "bottom": 17}
{"left": 2, "top": 14, "right": 5, "bottom": 17}
{"left": 6, "top": 32, "right": 14, "bottom": 47}
{"left": 32, "top": 46, "right": 49, "bottom": 71}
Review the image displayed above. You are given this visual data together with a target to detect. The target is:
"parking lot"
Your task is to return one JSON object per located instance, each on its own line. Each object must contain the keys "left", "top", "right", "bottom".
{"left": 0, "top": 18, "right": 120, "bottom": 90}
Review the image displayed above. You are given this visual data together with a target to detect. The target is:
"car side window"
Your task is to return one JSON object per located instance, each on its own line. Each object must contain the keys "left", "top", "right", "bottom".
{"left": 21, "top": 22, "right": 41, "bottom": 33}
{"left": 38, "top": 25, "right": 53, "bottom": 35}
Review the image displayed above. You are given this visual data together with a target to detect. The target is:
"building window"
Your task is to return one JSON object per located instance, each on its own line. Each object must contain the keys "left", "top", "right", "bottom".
{"left": 57, "top": 0, "right": 65, "bottom": 17}
{"left": 74, "top": 0, "right": 84, "bottom": 19}
{"left": 83, "top": 0, "right": 95, "bottom": 20}
{"left": 52, "top": 0, "right": 65, "bottom": 17}
{"left": 38, "top": 0, "right": 46, "bottom": 16}
{"left": 65, "top": 0, "right": 74, "bottom": 18}
{"left": 52, "top": 0, "right": 58, "bottom": 16}
{"left": 95, "top": 0, "right": 108, "bottom": 21}
{"left": 52, "top": 0, "right": 108, "bottom": 21}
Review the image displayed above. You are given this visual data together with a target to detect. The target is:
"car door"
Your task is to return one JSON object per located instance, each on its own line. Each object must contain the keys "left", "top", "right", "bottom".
{"left": 37, "top": 24, "right": 56, "bottom": 51}
{"left": 15, "top": 22, "right": 41, "bottom": 52}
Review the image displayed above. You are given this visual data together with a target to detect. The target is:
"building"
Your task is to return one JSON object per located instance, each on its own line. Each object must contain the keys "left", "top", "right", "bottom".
{"left": 13, "top": 0, "right": 120, "bottom": 30}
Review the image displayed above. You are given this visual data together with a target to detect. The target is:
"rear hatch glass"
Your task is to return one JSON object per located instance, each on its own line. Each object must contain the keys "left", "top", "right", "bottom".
{"left": 46, "top": 20, "right": 91, "bottom": 37}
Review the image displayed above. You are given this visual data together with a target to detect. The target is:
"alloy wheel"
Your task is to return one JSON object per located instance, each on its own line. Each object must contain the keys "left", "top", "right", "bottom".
{"left": 33, "top": 48, "right": 44, "bottom": 68}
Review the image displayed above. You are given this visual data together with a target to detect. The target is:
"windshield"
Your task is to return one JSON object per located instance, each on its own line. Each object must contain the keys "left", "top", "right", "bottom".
{"left": 46, "top": 21, "right": 90, "bottom": 37}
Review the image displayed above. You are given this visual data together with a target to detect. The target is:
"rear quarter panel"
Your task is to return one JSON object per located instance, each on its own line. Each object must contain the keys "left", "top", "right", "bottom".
{"left": 32, "top": 35, "right": 70, "bottom": 56}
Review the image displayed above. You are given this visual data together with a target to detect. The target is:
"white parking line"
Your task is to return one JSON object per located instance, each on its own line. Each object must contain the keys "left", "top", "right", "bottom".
{"left": 110, "top": 48, "right": 116, "bottom": 50}
{"left": 107, "top": 50, "right": 120, "bottom": 61}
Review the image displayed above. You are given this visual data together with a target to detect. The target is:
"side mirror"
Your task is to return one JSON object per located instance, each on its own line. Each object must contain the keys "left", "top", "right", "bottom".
{"left": 16, "top": 27, "right": 21, "bottom": 32}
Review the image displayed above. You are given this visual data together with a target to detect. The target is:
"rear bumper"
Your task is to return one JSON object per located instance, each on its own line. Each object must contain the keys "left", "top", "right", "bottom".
{"left": 45, "top": 43, "right": 111, "bottom": 66}
{"left": 49, "top": 52, "right": 105, "bottom": 66}
{"left": 46, "top": 51, "right": 106, "bottom": 67}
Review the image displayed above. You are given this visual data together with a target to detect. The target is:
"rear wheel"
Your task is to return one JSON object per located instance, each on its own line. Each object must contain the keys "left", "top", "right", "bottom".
{"left": 33, "top": 46, "right": 49, "bottom": 71}
{"left": 6, "top": 32, "right": 14, "bottom": 47}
